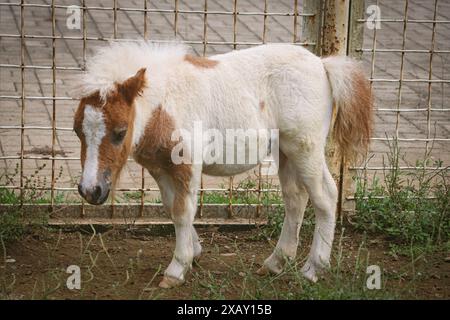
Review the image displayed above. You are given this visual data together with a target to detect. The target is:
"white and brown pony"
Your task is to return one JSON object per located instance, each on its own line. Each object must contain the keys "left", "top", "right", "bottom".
{"left": 73, "top": 42, "right": 372, "bottom": 288}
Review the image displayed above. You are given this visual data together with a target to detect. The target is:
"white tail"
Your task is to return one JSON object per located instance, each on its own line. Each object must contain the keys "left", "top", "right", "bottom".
{"left": 322, "top": 56, "right": 373, "bottom": 163}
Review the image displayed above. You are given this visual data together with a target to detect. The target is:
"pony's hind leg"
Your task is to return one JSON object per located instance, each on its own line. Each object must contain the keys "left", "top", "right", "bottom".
{"left": 257, "top": 154, "right": 309, "bottom": 275}
{"left": 299, "top": 160, "right": 338, "bottom": 282}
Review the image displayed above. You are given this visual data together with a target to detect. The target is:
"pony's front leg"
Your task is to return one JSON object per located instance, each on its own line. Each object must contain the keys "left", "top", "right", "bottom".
{"left": 154, "top": 166, "right": 201, "bottom": 289}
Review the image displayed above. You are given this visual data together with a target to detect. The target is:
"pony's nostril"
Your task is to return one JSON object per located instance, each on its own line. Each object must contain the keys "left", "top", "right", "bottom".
{"left": 93, "top": 185, "right": 102, "bottom": 200}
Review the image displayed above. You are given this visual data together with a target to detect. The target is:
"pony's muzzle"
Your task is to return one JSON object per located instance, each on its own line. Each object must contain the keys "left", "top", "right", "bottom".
{"left": 78, "top": 182, "right": 110, "bottom": 205}
{"left": 78, "top": 171, "right": 111, "bottom": 205}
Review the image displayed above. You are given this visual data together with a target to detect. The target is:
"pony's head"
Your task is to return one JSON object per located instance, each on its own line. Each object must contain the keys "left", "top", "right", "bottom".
{"left": 73, "top": 68, "right": 146, "bottom": 205}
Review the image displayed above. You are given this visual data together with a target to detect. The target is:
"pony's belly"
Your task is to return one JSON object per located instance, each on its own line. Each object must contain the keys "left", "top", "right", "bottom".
{"left": 202, "top": 163, "right": 259, "bottom": 177}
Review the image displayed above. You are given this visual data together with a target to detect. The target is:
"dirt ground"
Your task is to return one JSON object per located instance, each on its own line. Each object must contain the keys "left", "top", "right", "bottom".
{"left": 1, "top": 225, "right": 449, "bottom": 300}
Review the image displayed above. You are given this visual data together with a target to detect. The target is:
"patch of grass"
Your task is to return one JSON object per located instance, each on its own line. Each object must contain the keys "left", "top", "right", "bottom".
{"left": 202, "top": 179, "right": 283, "bottom": 205}
{"left": 1, "top": 225, "right": 444, "bottom": 300}
{"left": 0, "top": 166, "right": 25, "bottom": 242}
{"left": 0, "top": 205, "right": 50, "bottom": 244}
{"left": 0, "top": 164, "right": 67, "bottom": 242}
{"left": 353, "top": 139, "right": 449, "bottom": 249}
{"left": 256, "top": 205, "right": 315, "bottom": 241}
{"left": 0, "top": 188, "right": 18, "bottom": 205}
{"left": 1, "top": 227, "right": 163, "bottom": 300}
{"left": 189, "top": 232, "right": 408, "bottom": 300}
{"left": 0, "top": 188, "right": 67, "bottom": 206}
{"left": 120, "top": 191, "right": 142, "bottom": 202}
{"left": 0, "top": 163, "right": 68, "bottom": 205}
{"left": 0, "top": 209, "right": 24, "bottom": 243}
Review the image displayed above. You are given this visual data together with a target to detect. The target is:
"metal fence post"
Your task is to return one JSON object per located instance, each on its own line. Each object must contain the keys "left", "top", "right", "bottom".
{"left": 321, "top": 0, "right": 349, "bottom": 56}
{"left": 321, "top": 0, "right": 352, "bottom": 220}
{"left": 345, "top": 0, "right": 367, "bottom": 219}
{"left": 302, "top": 0, "right": 323, "bottom": 55}
{"left": 348, "top": 0, "right": 365, "bottom": 59}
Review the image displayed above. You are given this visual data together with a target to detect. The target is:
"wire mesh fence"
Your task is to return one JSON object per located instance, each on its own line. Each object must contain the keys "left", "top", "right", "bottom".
{"left": 0, "top": 0, "right": 448, "bottom": 222}
{"left": 346, "top": 0, "right": 450, "bottom": 210}
{"left": 0, "top": 0, "right": 322, "bottom": 222}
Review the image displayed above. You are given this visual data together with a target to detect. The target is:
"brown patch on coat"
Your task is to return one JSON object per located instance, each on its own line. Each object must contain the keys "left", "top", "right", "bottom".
{"left": 332, "top": 66, "right": 373, "bottom": 164}
{"left": 184, "top": 54, "right": 219, "bottom": 69}
{"left": 73, "top": 68, "right": 147, "bottom": 189}
{"left": 133, "top": 105, "right": 192, "bottom": 217}
{"left": 259, "top": 101, "right": 265, "bottom": 111}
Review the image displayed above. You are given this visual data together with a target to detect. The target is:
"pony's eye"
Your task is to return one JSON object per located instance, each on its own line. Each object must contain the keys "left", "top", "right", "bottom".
{"left": 112, "top": 128, "right": 127, "bottom": 144}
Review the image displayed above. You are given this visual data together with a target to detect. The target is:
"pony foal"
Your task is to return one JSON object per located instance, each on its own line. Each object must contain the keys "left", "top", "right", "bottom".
{"left": 73, "top": 42, "right": 372, "bottom": 288}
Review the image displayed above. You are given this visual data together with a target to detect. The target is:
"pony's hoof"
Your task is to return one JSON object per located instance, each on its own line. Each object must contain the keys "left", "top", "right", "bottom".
{"left": 256, "top": 266, "right": 270, "bottom": 276}
{"left": 301, "top": 262, "right": 318, "bottom": 283}
{"left": 256, "top": 265, "right": 278, "bottom": 276}
{"left": 158, "top": 276, "right": 184, "bottom": 289}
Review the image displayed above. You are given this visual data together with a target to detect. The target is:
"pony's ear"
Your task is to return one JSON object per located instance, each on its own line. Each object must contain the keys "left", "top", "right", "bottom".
{"left": 118, "top": 68, "right": 147, "bottom": 105}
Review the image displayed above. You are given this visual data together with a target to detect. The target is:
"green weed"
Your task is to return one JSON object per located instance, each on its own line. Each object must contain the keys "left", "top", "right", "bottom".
{"left": 353, "top": 139, "right": 449, "bottom": 247}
